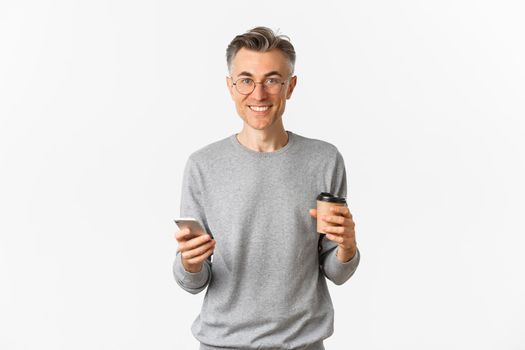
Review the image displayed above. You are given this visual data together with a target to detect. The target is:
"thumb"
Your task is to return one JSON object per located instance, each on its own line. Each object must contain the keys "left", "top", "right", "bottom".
{"left": 309, "top": 208, "right": 317, "bottom": 218}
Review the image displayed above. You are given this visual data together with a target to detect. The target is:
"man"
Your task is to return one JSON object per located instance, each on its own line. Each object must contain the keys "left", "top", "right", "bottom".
{"left": 173, "top": 27, "right": 360, "bottom": 350}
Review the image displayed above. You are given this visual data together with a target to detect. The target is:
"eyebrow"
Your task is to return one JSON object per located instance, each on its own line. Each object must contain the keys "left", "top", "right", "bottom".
{"left": 236, "top": 71, "right": 283, "bottom": 78}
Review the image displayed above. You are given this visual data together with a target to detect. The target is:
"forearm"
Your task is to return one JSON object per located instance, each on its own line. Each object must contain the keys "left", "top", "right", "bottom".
{"left": 321, "top": 246, "right": 360, "bottom": 285}
{"left": 173, "top": 251, "right": 212, "bottom": 294}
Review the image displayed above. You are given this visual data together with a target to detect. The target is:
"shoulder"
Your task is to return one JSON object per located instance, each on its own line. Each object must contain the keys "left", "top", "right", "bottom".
{"left": 292, "top": 131, "right": 342, "bottom": 159}
{"left": 185, "top": 135, "right": 232, "bottom": 166}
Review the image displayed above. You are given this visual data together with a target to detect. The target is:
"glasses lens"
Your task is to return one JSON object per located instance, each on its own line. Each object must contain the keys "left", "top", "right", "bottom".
{"left": 235, "top": 78, "right": 254, "bottom": 94}
{"left": 264, "top": 78, "right": 283, "bottom": 94}
{"left": 234, "top": 78, "right": 285, "bottom": 95}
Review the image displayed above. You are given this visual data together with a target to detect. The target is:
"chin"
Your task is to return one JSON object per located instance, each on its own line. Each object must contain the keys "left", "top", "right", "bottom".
{"left": 247, "top": 123, "right": 271, "bottom": 131}
{"left": 241, "top": 116, "right": 273, "bottom": 129}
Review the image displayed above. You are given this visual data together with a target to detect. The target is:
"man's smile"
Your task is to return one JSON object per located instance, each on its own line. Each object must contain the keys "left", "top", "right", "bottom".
{"left": 248, "top": 105, "right": 272, "bottom": 112}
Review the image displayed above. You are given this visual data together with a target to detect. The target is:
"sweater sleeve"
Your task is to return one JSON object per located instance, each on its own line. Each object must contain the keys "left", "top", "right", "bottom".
{"left": 173, "top": 156, "right": 213, "bottom": 294}
{"left": 319, "top": 149, "right": 361, "bottom": 285}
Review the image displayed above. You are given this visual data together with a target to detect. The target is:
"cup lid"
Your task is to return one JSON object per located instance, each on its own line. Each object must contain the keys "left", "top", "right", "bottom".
{"left": 316, "top": 192, "right": 346, "bottom": 203}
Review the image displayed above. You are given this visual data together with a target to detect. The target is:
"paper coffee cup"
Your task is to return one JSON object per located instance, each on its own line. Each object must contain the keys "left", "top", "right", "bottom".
{"left": 316, "top": 192, "right": 347, "bottom": 234}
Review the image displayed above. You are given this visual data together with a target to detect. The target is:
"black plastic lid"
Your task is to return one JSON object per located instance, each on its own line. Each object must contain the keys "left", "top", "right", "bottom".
{"left": 316, "top": 192, "right": 346, "bottom": 203}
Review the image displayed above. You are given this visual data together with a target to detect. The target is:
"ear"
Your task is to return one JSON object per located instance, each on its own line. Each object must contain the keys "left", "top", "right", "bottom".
{"left": 226, "top": 76, "right": 234, "bottom": 99}
{"left": 286, "top": 75, "right": 297, "bottom": 100}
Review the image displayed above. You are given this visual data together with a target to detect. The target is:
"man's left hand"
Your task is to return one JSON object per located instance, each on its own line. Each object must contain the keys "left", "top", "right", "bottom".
{"left": 309, "top": 206, "right": 357, "bottom": 263}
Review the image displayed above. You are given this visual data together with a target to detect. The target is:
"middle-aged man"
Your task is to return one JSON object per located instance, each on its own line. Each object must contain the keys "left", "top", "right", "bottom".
{"left": 173, "top": 26, "right": 360, "bottom": 350}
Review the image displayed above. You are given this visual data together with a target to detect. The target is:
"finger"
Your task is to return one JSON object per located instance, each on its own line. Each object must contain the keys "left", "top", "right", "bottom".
{"left": 175, "top": 228, "right": 190, "bottom": 241}
{"left": 185, "top": 234, "right": 212, "bottom": 250}
{"left": 320, "top": 215, "right": 346, "bottom": 226}
{"left": 187, "top": 245, "right": 215, "bottom": 265}
{"left": 182, "top": 240, "right": 216, "bottom": 260}
{"left": 178, "top": 234, "right": 211, "bottom": 252}
{"left": 323, "top": 225, "right": 345, "bottom": 235}
{"left": 325, "top": 233, "right": 344, "bottom": 244}
{"left": 309, "top": 208, "right": 317, "bottom": 218}
{"left": 330, "top": 206, "right": 352, "bottom": 218}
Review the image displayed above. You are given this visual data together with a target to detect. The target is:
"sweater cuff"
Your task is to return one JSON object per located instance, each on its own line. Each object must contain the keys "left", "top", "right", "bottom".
{"left": 323, "top": 247, "right": 360, "bottom": 285}
{"left": 173, "top": 251, "right": 210, "bottom": 289}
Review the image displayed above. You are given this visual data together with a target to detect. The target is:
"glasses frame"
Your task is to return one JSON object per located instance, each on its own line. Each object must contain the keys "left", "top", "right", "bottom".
{"left": 230, "top": 76, "right": 291, "bottom": 95}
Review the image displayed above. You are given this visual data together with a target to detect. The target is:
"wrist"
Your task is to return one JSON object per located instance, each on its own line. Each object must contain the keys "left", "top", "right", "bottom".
{"left": 182, "top": 258, "right": 203, "bottom": 273}
{"left": 336, "top": 245, "right": 357, "bottom": 263}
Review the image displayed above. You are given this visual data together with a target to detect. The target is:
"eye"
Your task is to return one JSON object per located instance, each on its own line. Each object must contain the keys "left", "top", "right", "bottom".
{"left": 265, "top": 78, "right": 280, "bottom": 85}
{"left": 239, "top": 78, "right": 253, "bottom": 85}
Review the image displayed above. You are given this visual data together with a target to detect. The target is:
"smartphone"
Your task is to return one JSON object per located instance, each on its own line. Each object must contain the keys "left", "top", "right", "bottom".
{"left": 174, "top": 217, "right": 207, "bottom": 239}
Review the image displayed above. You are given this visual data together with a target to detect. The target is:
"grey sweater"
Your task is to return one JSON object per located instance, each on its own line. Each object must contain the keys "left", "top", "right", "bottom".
{"left": 173, "top": 130, "right": 360, "bottom": 350}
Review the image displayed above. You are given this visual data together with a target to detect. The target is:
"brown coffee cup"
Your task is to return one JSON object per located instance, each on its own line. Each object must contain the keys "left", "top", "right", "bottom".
{"left": 316, "top": 192, "right": 347, "bottom": 234}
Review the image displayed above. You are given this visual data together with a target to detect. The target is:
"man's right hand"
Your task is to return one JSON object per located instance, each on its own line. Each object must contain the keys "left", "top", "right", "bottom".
{"left": 175, "top": 228, "right": 216, "bottom": 273}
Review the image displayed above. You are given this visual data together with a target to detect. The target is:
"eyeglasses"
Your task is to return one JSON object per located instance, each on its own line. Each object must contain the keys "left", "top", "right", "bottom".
{"left": 231, "top": 77, "right": 288, "bottom": 95}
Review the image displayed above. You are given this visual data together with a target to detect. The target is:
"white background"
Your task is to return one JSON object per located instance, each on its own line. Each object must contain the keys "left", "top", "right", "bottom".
{"left": 1, "top": 1, "right": 524, "bottom": 349}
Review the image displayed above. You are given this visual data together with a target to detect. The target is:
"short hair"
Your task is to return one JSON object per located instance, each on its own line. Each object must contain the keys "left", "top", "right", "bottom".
{"left": 226, "top": 26, "right": 296, "bottom": 75}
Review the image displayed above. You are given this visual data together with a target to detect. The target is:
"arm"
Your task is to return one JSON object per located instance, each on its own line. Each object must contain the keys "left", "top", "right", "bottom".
{"left": 319, "top": 236, "right": 360, "bottom": 285}
{"left": 318, "top": 149, "right": 361, "bottom": 285}
{"left": 173, "top": 156, "right": 213, "bottom": 294}
{"left": 173, "top": 250, "right": 212, "bottom": 294}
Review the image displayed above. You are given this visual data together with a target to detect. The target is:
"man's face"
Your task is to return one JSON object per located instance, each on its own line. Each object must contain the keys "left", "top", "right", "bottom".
{"left": 226, "top": 48, "right": 297, "bottom": 131}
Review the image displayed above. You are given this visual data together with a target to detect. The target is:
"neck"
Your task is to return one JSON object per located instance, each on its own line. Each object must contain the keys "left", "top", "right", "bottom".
{"left": 236, "top": 125, "right": 289, "bottom": 153}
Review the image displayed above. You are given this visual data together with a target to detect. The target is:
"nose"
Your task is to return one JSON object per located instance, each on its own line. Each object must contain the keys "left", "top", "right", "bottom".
{"left": 251, "top": 82, "right": 268, "bottom": 100}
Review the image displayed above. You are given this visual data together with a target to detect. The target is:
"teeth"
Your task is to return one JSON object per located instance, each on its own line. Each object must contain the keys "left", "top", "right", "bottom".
{"left": 250, "top": 106, "right": 270, "bottom": 112}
